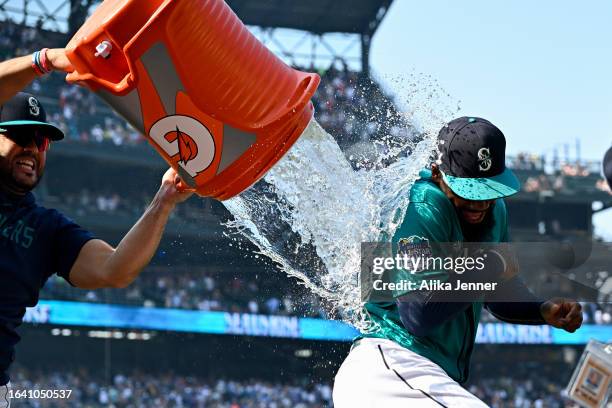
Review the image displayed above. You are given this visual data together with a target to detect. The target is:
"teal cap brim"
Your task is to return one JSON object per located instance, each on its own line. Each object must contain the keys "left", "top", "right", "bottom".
{"left": 442, "top": 167, "right": 521, "bottom": 200}
{"left": 0, "top": 120, "right": 64, "bottom": 141}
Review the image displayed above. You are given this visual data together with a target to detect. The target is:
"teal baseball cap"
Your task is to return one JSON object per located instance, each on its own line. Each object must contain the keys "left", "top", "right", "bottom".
{"left": 437, "top": 117, "right": 520, "bottom": 201}
{"left": 0, "top": 92, "right": 64, "bottom": 141}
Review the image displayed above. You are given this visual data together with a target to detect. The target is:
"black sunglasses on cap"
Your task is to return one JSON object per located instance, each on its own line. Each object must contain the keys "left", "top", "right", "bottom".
{"left": 1, "top": 128, "right": 50, "bottom": 152}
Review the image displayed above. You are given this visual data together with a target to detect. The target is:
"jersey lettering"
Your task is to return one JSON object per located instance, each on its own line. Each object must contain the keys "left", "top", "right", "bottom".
{"left": 0, "top": 216, "right": 36, "bottom": 249}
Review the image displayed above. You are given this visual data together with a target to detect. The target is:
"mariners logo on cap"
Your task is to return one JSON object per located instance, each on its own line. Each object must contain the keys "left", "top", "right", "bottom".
{"left": 478, "top": 147, "right": 492, "bottom": 172}
{"left": 28, "top": 97, "right": 40, "bottom": 116}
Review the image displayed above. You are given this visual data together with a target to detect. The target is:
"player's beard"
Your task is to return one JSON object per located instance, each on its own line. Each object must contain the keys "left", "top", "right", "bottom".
{"left": 0, "top": 153, "right": 44, "bottom": 196}
{"left": 456, "top": 201, "right": 496, "bottom": 242}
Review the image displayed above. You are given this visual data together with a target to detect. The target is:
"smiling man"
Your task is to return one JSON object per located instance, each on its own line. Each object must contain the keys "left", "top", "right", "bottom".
{"left": 0, "top": 49, "right": 193, "bottom": 407}
{"left": 333, "top": 117, "right": 583, "bottom": 407}
{"left": 0, "top": 93, "right": 59, "bottom": 195}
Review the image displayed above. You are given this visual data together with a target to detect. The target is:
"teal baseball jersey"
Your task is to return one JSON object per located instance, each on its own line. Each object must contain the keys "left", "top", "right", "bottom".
{"left": 360, "top": 168, "right": 509, "bottom": 383}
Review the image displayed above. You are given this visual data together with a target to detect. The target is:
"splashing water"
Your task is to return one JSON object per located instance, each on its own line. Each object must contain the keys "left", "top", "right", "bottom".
{"left": 223, "top": 75, "right": 458, "bottom": 330}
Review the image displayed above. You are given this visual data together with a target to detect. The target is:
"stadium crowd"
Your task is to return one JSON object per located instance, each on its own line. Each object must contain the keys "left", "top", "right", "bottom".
{"left": 51, "top": 188, "right": 224, "bottom": 223}
{"left": 508, "top": 152, "right": 596, "bottom": 176}
{"left": 8, "top": 364, "right": 586, "bottom": 408}
{"left": 508, "top": 154, "right": 610, "bottom": 196}
{"left": 517, "top": 171, "right": 609, "bottom": 196}
{"left": 464, "top": 361, "right": 586, "bottom": 408}
{"left": 41, "top": 267, "right": 327, "bottom": 318}
{"left": 466, "top": 375, "right": 573, "bottom": 408}
{"left": 9, "top": 366, "right": 333, "bottom": 408}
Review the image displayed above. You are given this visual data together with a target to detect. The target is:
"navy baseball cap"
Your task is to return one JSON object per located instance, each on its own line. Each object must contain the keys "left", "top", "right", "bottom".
{"left": 437, "top": 116, "right": 520, "bottom": 201}
{"left": 0, "top": 92, "right": 64, "bottom": 141}
{"left": 604, "top": 146, "right": 612, "bottom": 189}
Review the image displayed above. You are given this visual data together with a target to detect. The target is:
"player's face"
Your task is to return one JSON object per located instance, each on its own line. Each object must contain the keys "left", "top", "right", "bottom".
{"left": 445, "top": 190, "right": 493, "bottom": 225}
{"left": 0, "top": 131, "right": 47, "bottom": 195}
{"left": 431, "top": 165, "right": 493, "bottom": 224}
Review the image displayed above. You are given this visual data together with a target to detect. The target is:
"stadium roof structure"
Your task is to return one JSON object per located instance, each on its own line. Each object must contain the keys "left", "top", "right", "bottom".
{"left": 227, "top": 0, "right": 392, "bottom": 35}
{"left": 227, "top": 0, "right": 394, "bottom": 73}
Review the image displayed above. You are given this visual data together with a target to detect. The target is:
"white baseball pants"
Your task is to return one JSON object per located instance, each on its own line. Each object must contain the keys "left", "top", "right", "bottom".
{"left": 333, "top": 338, "right": 488, "bottom": 408}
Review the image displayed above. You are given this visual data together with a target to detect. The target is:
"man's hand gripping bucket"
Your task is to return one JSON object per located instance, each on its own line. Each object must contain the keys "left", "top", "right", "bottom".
{"left": 65, "top": 0, "right": 320, "bottom": 200}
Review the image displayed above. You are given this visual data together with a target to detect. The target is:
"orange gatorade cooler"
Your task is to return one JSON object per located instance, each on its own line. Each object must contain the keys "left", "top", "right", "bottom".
{"left": 65, "top": 0, "right": 320, "bottom": 200}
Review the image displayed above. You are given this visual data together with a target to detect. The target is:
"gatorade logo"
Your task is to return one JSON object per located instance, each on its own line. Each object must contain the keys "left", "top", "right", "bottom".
{"left": 149, "top": 115, "right": 215, "bottom": 177}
